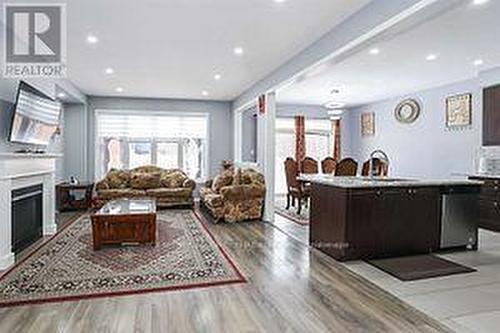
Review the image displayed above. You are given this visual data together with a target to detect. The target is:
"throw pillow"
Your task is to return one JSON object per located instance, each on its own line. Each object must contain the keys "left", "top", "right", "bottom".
{"left": 130, "top": 172, "right": 161, "bottom": 189}
{"left": 160, "top": 171, "right": 186, "bottom": 188}
{"left": 106, "top": 169, "right": 131, "bottom": 189}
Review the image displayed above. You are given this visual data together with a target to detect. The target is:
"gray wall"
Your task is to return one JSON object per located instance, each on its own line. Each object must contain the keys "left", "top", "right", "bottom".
{"left": 63, "top": 103, "right": 88, "bottom": 181}
{"left": 87, "top": 96, "right": 233, "bottom": 180}
{"left": 346, "top": 77, "right": 489, "bottom": 178}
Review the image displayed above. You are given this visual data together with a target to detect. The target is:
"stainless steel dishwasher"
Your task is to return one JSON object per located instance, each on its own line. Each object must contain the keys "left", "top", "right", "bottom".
{"left": 440, "top": 186, "right": 480, "bottom": 250}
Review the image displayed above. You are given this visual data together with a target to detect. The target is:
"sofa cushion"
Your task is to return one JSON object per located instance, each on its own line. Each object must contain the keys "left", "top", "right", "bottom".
{"left": 211, "top": 169, "right": 233, "bottom": 193}
{"left": 160, "top": 171, "right": 186, "bottom": 188}
{"left": 98, "top": 189, "right": 146, "bottom": 200}
{"left": 130, "top": 172, "right": 161, "bottom": 189}
{"left": 146, "top": 188, "right": 192, "bottom": 198}
{"left": 106, "top": 169, "right": 131, "bottom": 189}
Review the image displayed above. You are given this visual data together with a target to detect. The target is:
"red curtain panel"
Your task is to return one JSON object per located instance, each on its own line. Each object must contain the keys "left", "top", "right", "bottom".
{"left": 332, "top": 119, "right": 341, "bottom": 161}
{"left": 295, "top": 116, "right": 305, "bottom": 171}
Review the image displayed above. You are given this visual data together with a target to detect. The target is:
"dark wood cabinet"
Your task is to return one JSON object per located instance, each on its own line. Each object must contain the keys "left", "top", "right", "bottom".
{"left": 470, "top": 177, "right": 500, "bottom": 231}
{"left": 483, "top": 85, "right": 500, "bottom": 146}
{"left": 310, "top": 184, "right": 441, "bottom": 261}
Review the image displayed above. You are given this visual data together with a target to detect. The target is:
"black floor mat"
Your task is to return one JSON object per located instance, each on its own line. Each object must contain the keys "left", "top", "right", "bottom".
{"left": 367, "top": 254, "right": 476, "bottom": 281}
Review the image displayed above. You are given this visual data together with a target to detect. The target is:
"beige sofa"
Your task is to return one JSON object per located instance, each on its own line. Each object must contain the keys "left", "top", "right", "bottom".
{"left": 95, "top": 166, "right": 195, "bottom": 208}
{"left": 199, "top": 168, "right": 266, "bottom": 223}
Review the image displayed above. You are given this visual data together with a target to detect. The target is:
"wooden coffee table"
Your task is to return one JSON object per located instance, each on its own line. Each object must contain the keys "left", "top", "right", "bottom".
{"left": 90, "top": 198, "right": 156, "bottom": 250}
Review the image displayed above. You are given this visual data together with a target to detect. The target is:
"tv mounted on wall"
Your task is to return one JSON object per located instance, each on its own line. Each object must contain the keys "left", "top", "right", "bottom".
{"left": 8, "top": 81, "right": 62, "bottom": 146}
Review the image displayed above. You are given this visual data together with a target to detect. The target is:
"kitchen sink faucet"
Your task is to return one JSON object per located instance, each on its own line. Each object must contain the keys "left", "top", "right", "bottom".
{"left": 369, "top": 149, "right": 390, "bottom": 178}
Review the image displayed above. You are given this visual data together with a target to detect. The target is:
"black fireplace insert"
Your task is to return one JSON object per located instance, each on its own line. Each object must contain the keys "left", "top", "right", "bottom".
{"left": 11, "top": 184, "right": 43, "bottom": 254}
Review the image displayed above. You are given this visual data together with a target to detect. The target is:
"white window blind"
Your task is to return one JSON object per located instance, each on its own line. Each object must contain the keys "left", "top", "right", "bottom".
{"left": 96, "top": 110, "right": 207, "bottom": 139}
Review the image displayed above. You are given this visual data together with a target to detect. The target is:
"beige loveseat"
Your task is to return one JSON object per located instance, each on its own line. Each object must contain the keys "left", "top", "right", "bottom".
{"left": 95, "top": 166, "right": 195, "bottom": 208}
{"left": 199, "top": 168, "right": 266, "bottom": 223}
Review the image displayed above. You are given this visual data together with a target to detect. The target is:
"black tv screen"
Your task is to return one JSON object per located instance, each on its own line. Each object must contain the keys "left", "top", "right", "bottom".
{"left": 9, "top": 82, "right": 62, "bottom": 146}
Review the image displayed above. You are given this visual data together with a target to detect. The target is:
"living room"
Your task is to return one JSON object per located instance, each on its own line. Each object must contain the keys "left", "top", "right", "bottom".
{"left": 1, "top": 0, "right": 500, "bottom": 332}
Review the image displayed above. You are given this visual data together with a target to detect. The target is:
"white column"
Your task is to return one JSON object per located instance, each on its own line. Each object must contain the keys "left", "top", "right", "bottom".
{"left": 234, "top": 110, "right": 243, "bottom": 163}
{"left": 256, "top": 92, "right": 276, "bottom": 222}
{"left": 43, "top": 173, "right": 57, "bottom": 235}
{"left": 0, "top": 178, "right": 14, "bottom": 269}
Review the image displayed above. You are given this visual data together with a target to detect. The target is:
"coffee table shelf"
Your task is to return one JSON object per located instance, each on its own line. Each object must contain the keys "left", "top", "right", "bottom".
{"left": 90, "top": 198, "right": 156, "bottom": 250}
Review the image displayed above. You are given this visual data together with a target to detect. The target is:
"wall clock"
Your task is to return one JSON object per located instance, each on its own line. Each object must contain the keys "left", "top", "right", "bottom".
{"left": 395, "top": 99, "right": 420, "bottom": 124}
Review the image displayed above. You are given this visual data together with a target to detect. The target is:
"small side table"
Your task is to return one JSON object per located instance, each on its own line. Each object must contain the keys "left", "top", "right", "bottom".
{"left": 56, "top": 182, "right": 94, "bottom": 212}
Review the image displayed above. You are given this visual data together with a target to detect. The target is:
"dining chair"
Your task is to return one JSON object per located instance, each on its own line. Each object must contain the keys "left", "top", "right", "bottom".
{"left": 284, "top": 157, "right": 309, "bottom": 214}
{"left": 321, "top": 157, "right": 336, "bottom": 174}
{"left": 335, "top": 158, "right": 358, "bottom": 176}
{"left": 301, "top": 157, "right": 319, "bottom": 174}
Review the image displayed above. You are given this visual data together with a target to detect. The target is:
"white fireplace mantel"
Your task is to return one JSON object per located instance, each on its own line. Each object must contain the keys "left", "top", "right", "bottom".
{"left": 0, "top": 154, "right": 58, "bottom": 269}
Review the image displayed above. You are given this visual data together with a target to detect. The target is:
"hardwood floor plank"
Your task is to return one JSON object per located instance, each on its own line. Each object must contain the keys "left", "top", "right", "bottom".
{"left": 0, "top": 213, "right": 450, "bottom": 332}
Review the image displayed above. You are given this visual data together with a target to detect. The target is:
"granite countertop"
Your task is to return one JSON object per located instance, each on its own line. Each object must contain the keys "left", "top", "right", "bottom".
{"left": 297, "top": 174, "right": 484, "bottom": 189}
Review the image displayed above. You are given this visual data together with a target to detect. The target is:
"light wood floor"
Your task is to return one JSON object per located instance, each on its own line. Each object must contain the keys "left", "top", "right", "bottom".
{"left": 0, "top": 211, "right": 451, "bottom": 333}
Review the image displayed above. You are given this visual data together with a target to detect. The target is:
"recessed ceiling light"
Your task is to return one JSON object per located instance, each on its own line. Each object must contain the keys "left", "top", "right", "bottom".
{"left": 324, "top": 101, "right": 346, "bottom": 109}
{"left": 233, "top": 47, "right": 244, "bottom": 56}
{"left": 86, "top": 34, "right": 99, "bottom": 44}
{"left": 214, "top": 74, "right": 222, "bottom": 80}
{"left": 426, "top": 54, "right": 438, "bottom": 61}
{"left": 369, "top": 48, "right": 380, "bottom": 55}
{"left": 57, "top": 92, "right": 66, "bottom": 98}
{"left": 473, "top": 0, "right": 490, "bottom": 5}
{"left": 104, "top": 67, "right": 114, "bottom": 74}
{"left": 274, "top": 0, "right": 287, "bottom": 3}
{"left": 473, "top": 59, "right": 484, "bottom": 66}
{"left": 202, "top": 90, "right": 209, "bottom": 96}
{"left": 115, "top": 87, "right": 124, "bottom": 93}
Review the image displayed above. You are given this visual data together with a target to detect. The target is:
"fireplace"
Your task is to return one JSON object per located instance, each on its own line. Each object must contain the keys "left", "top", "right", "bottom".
{"left": 0, "top": 153, "right": 57, "bottom": 269}
{"left": 11, "top": 184, "right": 43, "bottom": 254}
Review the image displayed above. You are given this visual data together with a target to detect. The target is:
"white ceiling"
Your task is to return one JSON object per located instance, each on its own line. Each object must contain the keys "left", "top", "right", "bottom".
{"left": 26, "top": 0, "right": 370, "bottom": 100}
{"left": 278, "top": 0, "right": 500, "bottom": 107}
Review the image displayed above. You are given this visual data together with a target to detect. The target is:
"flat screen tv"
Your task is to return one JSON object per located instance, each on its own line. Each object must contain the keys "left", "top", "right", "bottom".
{"left": 8, "top": 81, "right": 62, "bottom": 146}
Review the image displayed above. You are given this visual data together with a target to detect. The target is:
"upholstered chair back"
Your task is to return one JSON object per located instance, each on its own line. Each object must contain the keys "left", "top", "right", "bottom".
{"left": 301, "top": 157, "right": 319, "bottom": 174}
{"left": 335, "top": 158, "right": 358, "bottom": 176}
{"left": 321, "top": 157, "right": 336, "bottom": 174}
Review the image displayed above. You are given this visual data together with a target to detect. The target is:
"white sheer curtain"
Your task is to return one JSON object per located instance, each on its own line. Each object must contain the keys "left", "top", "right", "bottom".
{"left": 95, "top": 110, "right": 208, "bottom": 180}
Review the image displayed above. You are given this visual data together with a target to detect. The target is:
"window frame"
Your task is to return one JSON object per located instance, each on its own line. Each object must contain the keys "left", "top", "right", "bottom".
{"left": 94, "top": 109, "right": 210, "bottom": 182}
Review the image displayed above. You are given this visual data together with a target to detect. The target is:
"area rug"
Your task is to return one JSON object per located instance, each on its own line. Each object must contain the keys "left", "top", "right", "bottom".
{"left": 274, "top": 195, "right": 309, "bottom": 225}
{"left": 367, "top": 255, "right": 476, "bottom": 281}
{"left": 0, "top": 210, "right": 245, "bottom": 307}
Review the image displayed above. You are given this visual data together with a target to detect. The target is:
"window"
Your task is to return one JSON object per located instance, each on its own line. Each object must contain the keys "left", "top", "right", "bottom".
{"left": 275, "top": 118, "right": 332, "bottom": 194}
{"left": 95, "top": 110, "right": 208, "bottom": 180}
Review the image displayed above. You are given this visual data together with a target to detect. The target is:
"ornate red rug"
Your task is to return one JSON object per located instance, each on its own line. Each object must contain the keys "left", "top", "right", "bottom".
{"left": 0, "top": 210, "right": 245, "bottom": 307}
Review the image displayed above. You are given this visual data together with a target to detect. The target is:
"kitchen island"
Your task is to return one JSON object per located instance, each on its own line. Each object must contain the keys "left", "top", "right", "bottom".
{"left": 300, "top": 175, "right": 482, "bottom": 261}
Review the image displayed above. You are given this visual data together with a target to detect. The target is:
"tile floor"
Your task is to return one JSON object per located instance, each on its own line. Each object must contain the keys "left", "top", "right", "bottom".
{"left": 343, "top": 229, "right": 500, "bottom": 333}
{"left": 272, "top": 214, "right": 500, "bottom": 332}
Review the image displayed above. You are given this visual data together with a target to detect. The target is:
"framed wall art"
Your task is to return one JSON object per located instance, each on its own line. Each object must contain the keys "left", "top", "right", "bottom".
{"left": 446, "top": 93, "right": 472, "bottom": 129}
{"left": 361, "top": 112, "right": 375, "bottom": 137}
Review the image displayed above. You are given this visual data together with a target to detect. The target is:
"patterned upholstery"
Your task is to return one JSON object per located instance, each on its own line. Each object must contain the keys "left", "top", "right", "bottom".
{"left": 200, "top": 168, "right": 266, "bottom": 223}
{"left": 95, "top": 165, "right": 195, "bottom": 208}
